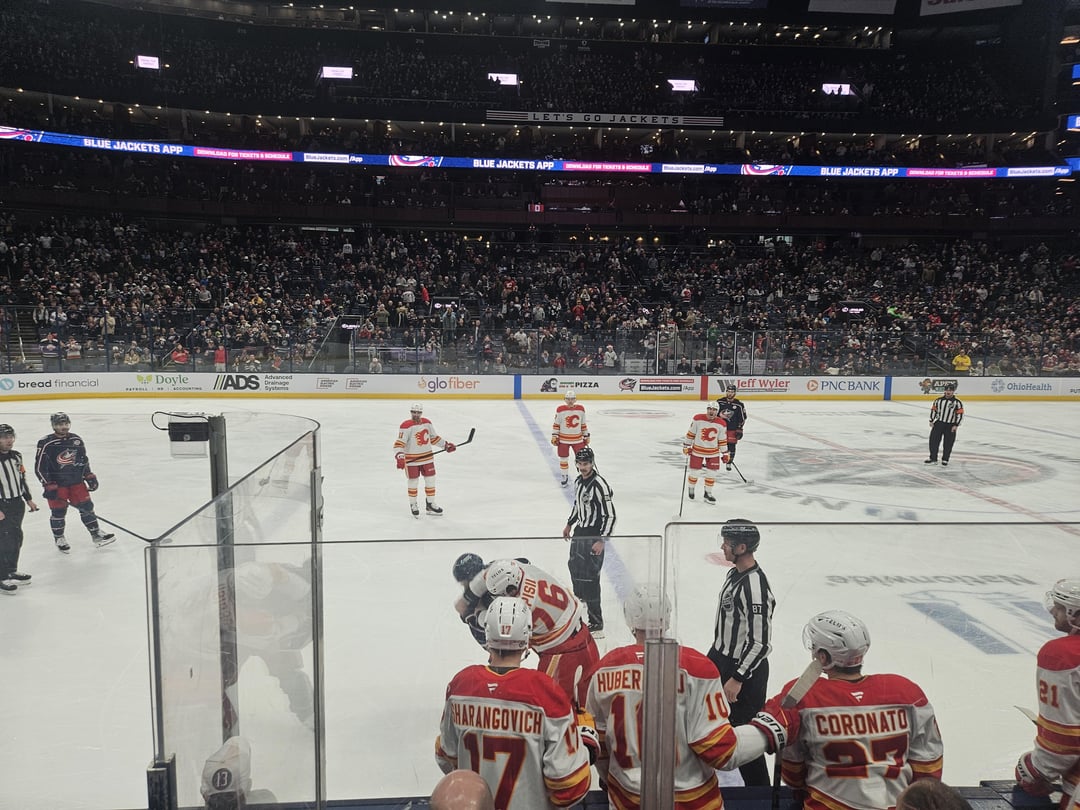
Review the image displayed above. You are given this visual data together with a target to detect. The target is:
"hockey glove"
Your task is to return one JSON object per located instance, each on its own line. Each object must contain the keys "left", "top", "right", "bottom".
{"left": 43, "top": 482, "right": 59, "bottom": 500}
{"left": 735, "top": 430, "right": 744, "bottom": 440}
{"left": 84, "top": 473, "right": 99, "bottom": 492}
{"left": 682, "top": 446, "right": 691, "bottom": 455}
{"left": 445, "top": 442, "right": 456, "bottom": 453}
{"left": 722, "top": 453, "right": 732, "bottom": 465}
{"left": 1015, "top": 753, "right": 1054, "bottom": 797}
{"left": 577, "top": 709, "right": 601, "bottom": 765}
{"left": 395, "top": 454, "right": 406, "bottom": 470}
{"left": 551, "top": 436, "right": 559, "bottom": 446}
{"left": 582, "top": 433, "right": 590, "bottom": 446}
{"left": 750, "top": 710, "right": 789, "bottom": 754}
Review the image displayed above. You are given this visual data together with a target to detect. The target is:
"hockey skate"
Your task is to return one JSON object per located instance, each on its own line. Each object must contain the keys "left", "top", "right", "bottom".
{"left": 54, "top": 535, "right": 70, "bottom": 554}
{"left": 588, "top": 619, "right": 605, "bottom": 639}
{"left": 7, "top": 571, "right": 31, "bottom": 584}
{"left": 1, "top": 579, "right": 16, "bottom": 594}
{"left": 410, "top": 501, "right": 420, "bottom": 518}
{"left": 924, "top": 458, "right": 937, "bottom": 465}
{"left": 725, "top": 462, "right": 733, "bottom": 471}
{"left": 941, "top": 460, "right": 949, "bottom": 466}
{"left": 687, "top": 488, "right": 695, "bottom": 500}
{"left": 426, "top": 500, "right": 444, "bottom": 516}
{"left": 560, "top": 475, "right": 568, "bottom": 488}
{"left": 703, "top": 491, "right": 716, "bottom": 505}
{"left": 91, "top": 531, "right": 116, "bottom": 547}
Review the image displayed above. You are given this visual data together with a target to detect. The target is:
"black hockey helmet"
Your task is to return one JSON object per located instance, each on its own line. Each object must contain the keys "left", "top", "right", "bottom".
{"left": 721, "top": 518, "right": 760, "bottom": 553}
{"left": 51, "top": 412, "right": 70, "bottom": 427}
{"left": 0, "top": 424, "right": 13, "bottom": 438}
{"left": 575, "top": 447, "right": 595, "bottom": 464}
{"left": 452, "top": 553, "right": 485, "bottom": 584}
{"left": 725, "top": 383, "right": 738, "bottom": 393}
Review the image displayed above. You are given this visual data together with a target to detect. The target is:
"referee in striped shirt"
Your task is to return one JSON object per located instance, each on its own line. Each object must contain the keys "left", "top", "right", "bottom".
{"left": 0, "top": 424, "right": 39, "bottom": 593}
{"left": 562, "top": 446, "right": 616, "bottom": 635}
{"left": 926, "top": 382, "right": 964, "bottom": 466}
{"left": 709, "top": 517, "right": 774, "bottom": 786}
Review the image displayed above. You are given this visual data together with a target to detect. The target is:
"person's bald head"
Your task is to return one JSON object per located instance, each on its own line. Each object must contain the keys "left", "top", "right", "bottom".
{"left": 430, "top": 770, "right": 495, "bottom": 810}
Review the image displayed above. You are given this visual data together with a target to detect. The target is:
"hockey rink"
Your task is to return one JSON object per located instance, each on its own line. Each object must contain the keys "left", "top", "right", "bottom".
{"left": 3, "top": 395, "right": 1080, "bottom": 809}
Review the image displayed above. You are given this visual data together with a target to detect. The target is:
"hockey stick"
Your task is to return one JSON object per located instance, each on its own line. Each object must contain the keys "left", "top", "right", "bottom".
{"left": 1015, "top": 705, "right": 1038, "bottom": 724}
{"left": 678, "top": 458, "right": 689, "bottom": 517}
{"left": 428, "top": 427, "right": 476, "bottom": 457}
{"left": 730, "top": 459, "right": 753, "bottom": 485}
{"left": 771, "top": 659, "right": 824, "bottom": 810}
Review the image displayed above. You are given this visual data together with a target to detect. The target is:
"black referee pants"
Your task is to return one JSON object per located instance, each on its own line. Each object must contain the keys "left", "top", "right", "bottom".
{"left": 568, "top": 527, "right": 605, "bottom": 626}
{"left": 929, "top": 422, "right": 957, "bottom": 462}
{"left": 0, "top": 497, "right": 27, "bottom": 577}
{"left": 708, "top": 651, "right": 770, "bottom": 786}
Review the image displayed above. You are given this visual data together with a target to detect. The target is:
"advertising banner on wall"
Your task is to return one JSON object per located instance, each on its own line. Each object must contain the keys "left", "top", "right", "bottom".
{"left": 890, "top": 376, "right": 1080, "bottom": 400}
{"left": 521, "top": 375, "right": 700, "bottom": 398}
{"left": 708, "top": 376, "right": 886, "bottom": 399}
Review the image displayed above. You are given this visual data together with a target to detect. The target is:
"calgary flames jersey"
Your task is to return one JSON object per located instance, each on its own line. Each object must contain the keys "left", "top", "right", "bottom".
{"left": 552, "top": 404, "right": 589, "bottom": 445}
{"left": 471, "top": 562, "right": 586, "bottom": 654}
{"left": 767, "top": 673, "right": 944, "bottom": 810}
{"left": 1028, "top": 634, "right": 1080, "bottom": 803}
{"left": 683, "top": 414, "right": 729, "bottom": 458}
{"left": 393, "top": 417, "right": 447, "bottom": 465}
{"left": 436, "top": 665, "right": 592, "bottom": 810}
{"left": 586, "top": 644, "right": 737, "bottom": 810}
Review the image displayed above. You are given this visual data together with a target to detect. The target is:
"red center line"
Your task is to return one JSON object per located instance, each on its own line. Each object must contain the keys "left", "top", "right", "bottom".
{"left": 754, "top": 414, "right": 1080, "bottom": 538}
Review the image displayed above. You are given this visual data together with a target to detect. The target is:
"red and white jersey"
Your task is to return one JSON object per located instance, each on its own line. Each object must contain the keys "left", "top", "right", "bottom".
{"left": 683, "top": 414, "right": 728, "bottom": 458}
{"left": 435, "top": 665, "right": 592, "bottom": 810}
{"left": 471, "top": 563, "right": 586, "bottom": 653}
{"left": 393, "top": 417, "right": 447, "bottom": 465}
{"left": 586, "top": 644, "right": 736, "bottom": 810}
{"left": 552, "top": 404, "right": 589, "bottom": 445}
{"left": 767, "top": 673, "right": 944, "bottom": 810}
{"left": 1027, "top": 634, "right": 1080, "bottom": 801}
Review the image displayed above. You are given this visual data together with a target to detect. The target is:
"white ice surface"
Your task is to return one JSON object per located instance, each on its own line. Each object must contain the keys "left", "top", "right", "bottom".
{"left": 2, "top": 397, "right": 1079, "bottom": 809}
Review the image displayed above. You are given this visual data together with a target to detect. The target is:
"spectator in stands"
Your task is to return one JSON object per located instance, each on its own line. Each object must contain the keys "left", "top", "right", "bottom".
{"left": 951, "top": 347, "right": 972, "bottom": 375}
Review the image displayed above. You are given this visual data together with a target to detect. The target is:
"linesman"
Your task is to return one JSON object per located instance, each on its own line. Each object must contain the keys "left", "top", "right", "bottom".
{"left": 926, "top": 383, "right": 964, "bottom": 466}
{"left": 709, "top": 517, "right": 774, "bottom": 786}
{"left": 562, "top": 447, "right": 616, "bottom": 636}
{"left": 0, "top": 424, "right": 39, "bottom": 593}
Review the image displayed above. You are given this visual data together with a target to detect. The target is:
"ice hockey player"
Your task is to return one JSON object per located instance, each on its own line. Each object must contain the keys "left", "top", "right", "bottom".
{"left": 586, "top": 584, "right": 740, "bottom": 809}
{"left": 34, "top": 412, "right": 114, "bottom": 552}
{"left": 1015, "top": 577, "right": 1080, "bottom": 810}
{"left": 393, "top": 403, "right": 455, "bottom": 517}
{"left": 458, "top": 557, "right": 599, "bottom": 706}
{"left": 682, "top": 401, "right": 731, "bottom": 504}
{"left": 733, "top": 610, "right": 944, "bottom": 810}
{"left": 435, "top": 596, "right": 595, "bottom": 810}
{"left": 552, "top": 390, "right": 589, "bottom": 487}
{"left": 717, "top": 384, "right": 748, "bottom": 471}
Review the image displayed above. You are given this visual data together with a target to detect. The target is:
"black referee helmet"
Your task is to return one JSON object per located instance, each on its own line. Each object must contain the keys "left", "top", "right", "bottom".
{"left": 0, "top": 424, "right": 13, "bottom": 438}
{"left": 721, "top": 518, "right": 760, "bottom": 553}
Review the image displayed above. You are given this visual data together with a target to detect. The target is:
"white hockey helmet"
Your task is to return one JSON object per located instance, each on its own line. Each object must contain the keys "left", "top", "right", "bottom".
{"left": 1045, "top": 578, "right": 1080, "bottom": 630}
{"left": 485, "top": 559, "right": 525, "bottom": 597}
{"left": 706, "top": 402, "right": 718, "bottom": 413}
{"left": 485, "top": 596, "right": 532, "bottom": 651}
{"left": 410, "top": 402, "right": 423, "bottom": 414}
{"left": 200, "top": 735, "right": 252, "bottom": 803}
{"left": 564, "top": 390, "right": 577, "bottom": 403}
{"left": 623, "top": 584, "right": 671, "bottom": 633}
{"left": 803, "top": 610, "right": 871, "bottom": 669}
